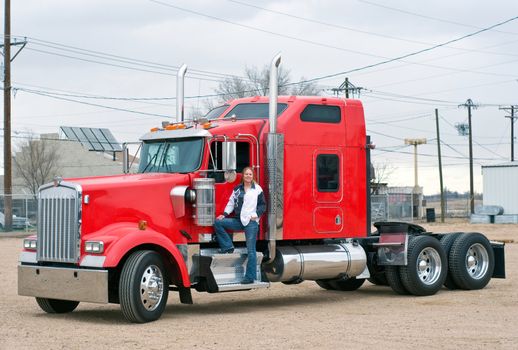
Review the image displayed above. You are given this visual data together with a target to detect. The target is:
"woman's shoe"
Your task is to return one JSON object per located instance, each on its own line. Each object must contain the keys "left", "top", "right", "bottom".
{"left": 241, "top": 278, "right": 254, "bottom": 284}
{"left": 219, "top": 248, "right": 234, "bottom": 254}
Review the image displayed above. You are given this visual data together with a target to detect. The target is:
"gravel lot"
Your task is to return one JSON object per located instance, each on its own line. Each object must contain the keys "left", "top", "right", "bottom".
{"left": 1, "top": 222, "right": 517, "bottom": 350}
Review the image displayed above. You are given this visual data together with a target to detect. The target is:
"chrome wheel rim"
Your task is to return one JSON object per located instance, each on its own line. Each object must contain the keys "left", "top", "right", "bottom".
{"left": 140, "top": 264, "right": 164, "bottom": 311}
{"left": 465, "top": 243, "right": 489, "bottom": 280}
{"left": 416, "top": 247, "right": 442, "bottom": 285}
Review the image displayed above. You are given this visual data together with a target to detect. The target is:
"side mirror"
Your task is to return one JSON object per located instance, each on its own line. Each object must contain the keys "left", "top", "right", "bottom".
{"left": 122, "top": 143, "right": 129, "bottom": 174}
{"left": 222, "top": 141, "right": 236, "bottom": 171}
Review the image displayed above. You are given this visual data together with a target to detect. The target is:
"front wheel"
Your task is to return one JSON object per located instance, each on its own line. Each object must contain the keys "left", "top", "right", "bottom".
{"left": 119, "top": 250, "right": 169, "bottom": 323}
{"left": 36, "top": 298, "right": 79, "bottom": 313}
{"left": 399, "top": 235, "right": 447, "bottom": 296}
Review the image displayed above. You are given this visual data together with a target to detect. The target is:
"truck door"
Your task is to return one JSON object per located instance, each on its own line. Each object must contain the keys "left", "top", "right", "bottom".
{"left": 313, "top": 149, "right": 344, "bottom": 233}
{"left": 208, "top": 140, "right": 253, "bottom": 215}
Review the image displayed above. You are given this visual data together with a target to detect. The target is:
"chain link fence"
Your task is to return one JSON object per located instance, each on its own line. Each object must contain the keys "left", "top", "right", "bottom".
{"left": 371, "top": 193, "right": 414, "bottom": 223}
{"left": 0, "top": 194, "right": 37, "bottom": 231}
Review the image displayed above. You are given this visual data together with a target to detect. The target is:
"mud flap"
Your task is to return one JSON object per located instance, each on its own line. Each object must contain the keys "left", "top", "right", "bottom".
{"left": 491, "top": 242, "right": 506, "bottom": 278}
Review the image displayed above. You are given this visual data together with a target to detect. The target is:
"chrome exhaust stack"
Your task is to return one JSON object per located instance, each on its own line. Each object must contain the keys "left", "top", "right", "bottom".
{"left": 265, "top": 53, "right": 283, "bottom": 263}
{"left": 176, "top": 64, "right": 188, "bottom": 123}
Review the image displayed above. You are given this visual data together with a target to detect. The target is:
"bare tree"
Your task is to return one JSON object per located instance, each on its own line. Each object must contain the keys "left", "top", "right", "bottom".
{"left": 370, "top": 161, "right": 395, "bottom": 194}
{"left": 13, "top": 133, "right": 60, "bottom": 196}
{"left": 214, "top": 65, "right": 320, "bottom": 103}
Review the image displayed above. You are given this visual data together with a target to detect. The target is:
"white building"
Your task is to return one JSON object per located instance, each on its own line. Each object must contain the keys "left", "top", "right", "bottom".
{"left": 482, "top": 162, "right": 518, "bottom": 215}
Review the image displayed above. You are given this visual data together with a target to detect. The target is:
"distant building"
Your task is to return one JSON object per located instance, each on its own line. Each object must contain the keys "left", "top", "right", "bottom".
{"left": 482, "top": 162, "right": 518, "bottom": 215}
{"left": 3, "top": 129, "right": 125, "bottom": 195}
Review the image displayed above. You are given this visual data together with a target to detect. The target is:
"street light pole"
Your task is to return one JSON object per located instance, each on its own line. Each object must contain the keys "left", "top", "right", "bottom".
{"left": 405, "top": 138, "right": 427, "bottom": 218}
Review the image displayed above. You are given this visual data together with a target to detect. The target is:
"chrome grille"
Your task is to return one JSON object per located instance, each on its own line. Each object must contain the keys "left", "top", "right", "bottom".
{"left": 37, "top": 182, "right": 81, "bottom": 263}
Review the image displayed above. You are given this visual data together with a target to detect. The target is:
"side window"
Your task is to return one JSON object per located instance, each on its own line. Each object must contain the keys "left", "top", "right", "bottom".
{"left": 316, "top": 154, "right": 339, "bottom": 192}
{"left": 301, "top": 104, "right": 341, "bottom": 123}
{"left": 236, "top": 142, "right": 250, "bottom": 172}
{"left": 209, "top": 141, "right": 251, "bottom": 183}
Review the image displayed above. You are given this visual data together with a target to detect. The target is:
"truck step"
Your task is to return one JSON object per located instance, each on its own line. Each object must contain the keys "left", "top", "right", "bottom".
{"left": 195, "top": 248, "right": 266, "bottom": 291}
{"left": 217, "top": 281, "right": 270, "bottom": 292}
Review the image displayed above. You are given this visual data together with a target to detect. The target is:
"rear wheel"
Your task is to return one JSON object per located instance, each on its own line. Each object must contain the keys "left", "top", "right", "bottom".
{"left": 399, "top": 235, "right": 447, "bottom": 296}
{"left": 440, "top": 233, "right": 462, "bottom": 289}
{"left": 36, "top": 298, "right": 79, "bottom": 313}
{"left": 315, "top": 280, "right": 335, "bottom": 290}
{"left": 368, "top": 274, "right": 387, "bottom": 286}
{"left": 329, "top": 278, "right": 365, "bottom": 291}
{"left": 385, "top": 266, "right": 409, "bottom": 295}
{"left": 119, "top": 250, "right": 169, "bottom": 323}
{"left": 449, "top": 233, "right": 494, "bottom": 290}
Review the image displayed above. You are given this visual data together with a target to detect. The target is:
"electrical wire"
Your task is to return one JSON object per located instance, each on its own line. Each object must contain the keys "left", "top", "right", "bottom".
{"left": 357, "top": 0, "right": 518, "bottom": 36}
{"left": 229, "top": 0, "right": 518, "bottom": 58}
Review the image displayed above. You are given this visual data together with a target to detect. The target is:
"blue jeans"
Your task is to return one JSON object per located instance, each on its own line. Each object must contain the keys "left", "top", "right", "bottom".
{"left": 214, "top": 218, "right": 258, "bottom": 281}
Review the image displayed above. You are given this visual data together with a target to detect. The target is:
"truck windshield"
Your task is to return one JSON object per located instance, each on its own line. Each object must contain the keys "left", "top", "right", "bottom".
{"left": 138, "top": 137, "right": 203, "bottom": 173}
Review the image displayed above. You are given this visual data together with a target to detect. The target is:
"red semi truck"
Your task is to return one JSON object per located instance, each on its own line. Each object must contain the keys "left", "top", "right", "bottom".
{"left": 18, "top": 55, "right": 505, "bottom": 323}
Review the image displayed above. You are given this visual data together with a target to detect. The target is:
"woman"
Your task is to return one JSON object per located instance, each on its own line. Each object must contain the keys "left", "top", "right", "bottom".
{"left": 214, "top": 166, "right": 266, "bottom": 284}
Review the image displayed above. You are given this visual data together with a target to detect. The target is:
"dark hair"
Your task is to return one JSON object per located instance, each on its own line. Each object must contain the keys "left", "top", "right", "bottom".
{"left": 241, "top": 166, "right": 256, "bottom": 185}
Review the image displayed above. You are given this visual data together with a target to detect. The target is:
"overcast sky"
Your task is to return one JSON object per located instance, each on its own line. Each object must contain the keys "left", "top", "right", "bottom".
{"left": 2, "top": 0, "right": 518, "bottom": 194}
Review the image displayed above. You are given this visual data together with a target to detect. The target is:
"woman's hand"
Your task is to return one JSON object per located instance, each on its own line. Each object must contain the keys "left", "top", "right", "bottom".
{"left": 250, "top": 216, "right": 258, "bottom": 221}
{"left": 216, "top": 214, "right": 225, "bottom": 220}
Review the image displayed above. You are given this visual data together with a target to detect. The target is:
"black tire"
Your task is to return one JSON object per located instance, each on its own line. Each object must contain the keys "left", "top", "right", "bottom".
{"left": 385, "top": 266, "right": 409, "bottom": 295}
{"left": 119, "top": 250, "right": 169, "bottom": 323}
{"left": 399, "top": 235, "right": 447, "bottom": 296}
{"left": 36, "top": 298, "right": 79, "bottom": 313}
{"left": 367, "top": 254, "right": 388, "bottom": 286}
{"left": 449, "top": 232, "right": 494, "bottom": 290}
{"left": 440, "top": 233, "right": 462, "bottom": 289}
{"left": 368, "top": 273, "right": 388, "bottom": 286}
{"left": 329, "top": 278, "right": 365, "bottom": 291}
{"left": 282, "top": 279, "right": 303, "bottom": 285}
{"left": 315, "top": 280, "right": 335, "bottom": 290}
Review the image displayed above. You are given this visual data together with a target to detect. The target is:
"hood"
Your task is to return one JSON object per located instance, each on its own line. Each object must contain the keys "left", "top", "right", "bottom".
{"left": 68, "top": 172, "right": 192, "bottom": 235}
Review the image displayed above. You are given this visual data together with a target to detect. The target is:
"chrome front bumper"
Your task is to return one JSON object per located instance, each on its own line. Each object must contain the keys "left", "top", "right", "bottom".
{"left": 18, "top": 264, "right": 109, "bottom": 303}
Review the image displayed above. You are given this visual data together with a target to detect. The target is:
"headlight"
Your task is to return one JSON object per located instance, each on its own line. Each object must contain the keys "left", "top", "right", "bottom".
{"left": 23, "top": 238, "right": 37, "bottom": 251}
{"left": 85, "top": 241, "right": 104, "bottom": 254}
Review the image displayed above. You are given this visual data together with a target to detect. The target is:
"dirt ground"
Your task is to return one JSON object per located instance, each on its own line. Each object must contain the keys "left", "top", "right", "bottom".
{"left": 1, "top": 221, "right": 517, "bottom": 350}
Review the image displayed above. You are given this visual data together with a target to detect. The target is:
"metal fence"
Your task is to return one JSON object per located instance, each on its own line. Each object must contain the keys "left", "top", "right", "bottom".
{"left": 371, "top": 194, "right": 414, "bottom": 223}
{"left": 0, "top": 194, "right": 37, "bottom": 231}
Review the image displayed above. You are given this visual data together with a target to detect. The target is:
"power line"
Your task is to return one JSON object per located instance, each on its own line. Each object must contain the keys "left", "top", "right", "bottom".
{"left": 151, "top": 0, "right": 518, "bottom": 84}
{"left": 286, "top": 15, "right": 518, "bottom": 85}
{"left": 20, "top": 35, "right": 248, "bottom": 81}
{"left": 229, "top": 0, "right": 518, "bottom": 58}
{"left": 357, "top": 0, "right": 518, "bottom": 36}
{"left": 19, "top": 88, "right": 170, "bottom": 118}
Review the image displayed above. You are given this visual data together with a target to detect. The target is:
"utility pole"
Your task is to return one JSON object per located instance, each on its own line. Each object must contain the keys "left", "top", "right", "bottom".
{"left": 3, "top": 0, "right": 12, "bottom": 231}
{"left": 2, "top": 0, "right": 25, "bottom": 231}
{"left": 330, "top": 77, "right": 363, "bottom": 98}
{"left": 405, "top": 138, "right": 427, "bottom": 219}
{"left": 500, "top": 105, "right": 517, "bottom": 161}
{"left": 460, "top": 99, "right": 477, "bottom": 214}
{"left": 435, "top": 109, "right": 445, "bottom": 223}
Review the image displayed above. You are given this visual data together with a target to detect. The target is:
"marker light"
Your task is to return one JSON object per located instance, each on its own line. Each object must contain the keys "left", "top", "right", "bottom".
{"left": 150, "top": 127, "right": 159, "bottom": 132}
{"left": 85, "top": 241, "right": 104, "bottom": 254}
{"left": 23, "top": 238, "right": 37, "bottom": 251}
{"left": 138, "top": 220, "right": 148, "bottom": 230}
{"left": 202, "top": 122, "right": 212, "bottom": 129}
